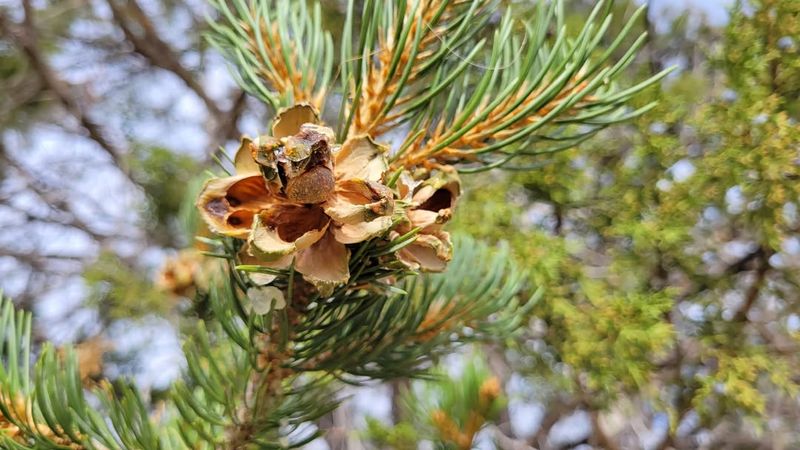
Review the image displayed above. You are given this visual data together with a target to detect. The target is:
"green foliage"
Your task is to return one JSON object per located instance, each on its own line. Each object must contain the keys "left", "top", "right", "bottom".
{"left": 1, "top": 234, "right": 532, "bottom": 448}
{"left": 206, "top": 0, "right": 334, "bottom": 110}
{"left": 173, "top": 319, "right": 338, "bottom": 448}
{"left": 454, "top": 174, "right": 675, "bottom": 405}
{"left": 0, "top": 295, "right": 172, "bottom": 449}
{"left": 549, "top": 282, "right": 674, "bottom": 399}
{"left": 677, "top": 93, "right": 800, "bottom": 249}
{"left": 207, "top": 234, "right": 534, "bottom": 380}
{"left": 364, "top": 418, "right": 418, "bottom": 450}
{"left": 693, "top": 345, "right": 797, "bottom": 420}
{"left": 365, "top": 354, "right": 506, "bottom": 450}
{"left": 83, "top": 251, "right": 172, "bottom": 321}
{"left": 724, "top": 0, "right": 800, "bottom": 115}
{"left": 130, "top": 146, "right": 203, "bottom": 247}
{"left": 450, "top": 0, "right": 800, "bottom": 443}
{"left": 208, "top": 0, "right": 667, "bottom": 171}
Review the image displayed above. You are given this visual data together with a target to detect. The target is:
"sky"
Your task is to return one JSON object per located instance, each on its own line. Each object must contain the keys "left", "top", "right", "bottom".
{"left": 644, "top": 0, "right": 734, "bottom": 31}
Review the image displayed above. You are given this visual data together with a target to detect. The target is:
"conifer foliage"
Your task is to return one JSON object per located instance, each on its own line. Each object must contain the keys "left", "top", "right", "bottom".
{"left": 0, "top": 0, "right": 660, "bottom": 448}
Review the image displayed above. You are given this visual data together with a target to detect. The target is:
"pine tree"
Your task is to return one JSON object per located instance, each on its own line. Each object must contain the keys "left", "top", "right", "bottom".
{"left": 0, "top": 1, "right": 662, "bottom": 448}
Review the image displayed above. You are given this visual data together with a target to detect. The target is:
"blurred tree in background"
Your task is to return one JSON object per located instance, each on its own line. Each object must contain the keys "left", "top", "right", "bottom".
{"left": 449, "top": 0, "right": 800, "bottom": 448}
{"left": 1, "top": 0, "right": 799, "bottom": 449}
{"left": 0, "top": 0, "right": 243, "bottom": 321}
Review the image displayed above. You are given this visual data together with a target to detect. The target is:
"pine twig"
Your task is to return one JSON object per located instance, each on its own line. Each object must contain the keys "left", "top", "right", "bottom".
{"left": 351, "top": 0, "right": 451, "bottom": 135}
{"left": 206, "top": 0, "right": 332, "bottom": 111}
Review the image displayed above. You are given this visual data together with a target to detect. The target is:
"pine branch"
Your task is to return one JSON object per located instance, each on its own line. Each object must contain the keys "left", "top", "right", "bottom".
{"left": 173, "top": 318, "right": 337, "bottom": 449}
{"left": 390, "top": 1, "right": 670, "bottom": 171}
{"left": 0, "top": 295, "right": 167, "bottom": 449}
{"left": 168, "top": 234, "right": 534, "bottom": 448}
{"left": 208, "top": 0, "right": 664, "bottom": 171}
{"left": 171, "top": 238, "right": 339, "bottom": 448}
{"left": 206, "top": 0, "right": 333, "bottom": 111}
{"left": 345, "top": 0, "right": 495, "bottom": 137}
{"left": 232, "top": 234, "right": 536, "bottom": 379}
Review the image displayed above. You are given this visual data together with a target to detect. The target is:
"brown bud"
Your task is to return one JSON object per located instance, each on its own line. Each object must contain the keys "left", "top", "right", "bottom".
{"left": 285, "top": 165, "right": 336, "bottom": 204}
{"left": 276, "top": 125, "right": 336, "bottom": 203}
